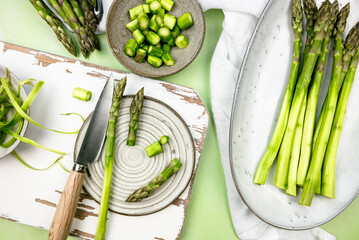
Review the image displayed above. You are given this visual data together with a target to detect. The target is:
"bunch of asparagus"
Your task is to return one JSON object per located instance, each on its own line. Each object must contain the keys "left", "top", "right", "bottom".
{"left": 254, "top": 0, "right": 359, "bottom": 206}
{"left": 29, "top": 0, "right": 99, "bottom": 58}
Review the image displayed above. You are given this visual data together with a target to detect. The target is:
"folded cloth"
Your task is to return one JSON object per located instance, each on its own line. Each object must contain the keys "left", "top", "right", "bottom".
{"left": 99, "top": 0, "right": 335, "bottom": 238}
{"left": 206, "top": 1, "right": 336, "bottom": 240}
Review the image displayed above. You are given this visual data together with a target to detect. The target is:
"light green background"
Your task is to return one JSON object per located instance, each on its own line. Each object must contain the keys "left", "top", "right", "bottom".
{"left": 0, "top": 1, "right": 358, "bottom": 239}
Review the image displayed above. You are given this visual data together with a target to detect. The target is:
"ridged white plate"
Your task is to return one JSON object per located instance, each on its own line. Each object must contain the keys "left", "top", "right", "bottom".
{"left": 229, "top": 0, "right": 359, "bottom": 230}
{"left": 75, "top": 96, "right": 195, "bottom": 216}
{"left": 0, "top": 65, "right": 29, "bottom": 158}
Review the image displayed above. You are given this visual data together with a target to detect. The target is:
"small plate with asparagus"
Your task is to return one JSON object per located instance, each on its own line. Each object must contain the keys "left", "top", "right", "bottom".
{"left": 230, "top": 0, "right": 359, "bottom": 230}
{"left": 106, "top": 0, "right": 205, "bottom": 78}
{"left": 74, "top": 88, "right": 195, "bottom": 217}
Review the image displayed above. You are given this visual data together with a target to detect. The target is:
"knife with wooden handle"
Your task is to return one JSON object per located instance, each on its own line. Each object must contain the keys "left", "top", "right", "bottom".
{"left": 48, "top": 74, "right": 115, "bottom": 240}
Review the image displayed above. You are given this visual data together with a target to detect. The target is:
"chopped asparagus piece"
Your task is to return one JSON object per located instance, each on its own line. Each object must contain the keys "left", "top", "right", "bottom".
{"left": 146, "top": 31, "right": 161, "bottom": 45}
{"left": 161, "top": 0, "right": 174, "bottom": 12}
{"left": 137, "top": 12, "right": 150, "bottom": 30}
{"left": 124, "top": 39, "right": 139, "bottom": 57}
{"left": 155, "top": 15, "right": 164, "bottom": 27}
{"left": 177, "top": 12, "right": 194, "bottom": 30}
{"left": 171, "top": 24, "right": 181, "bottom": 38}
{"left": 149, "top": 15, "right": 159, "bottom": 32}
{"left": 135, "top": 48, "right": 147, "bottom": 63}
{"left": 145, "top": 141, "right": 163, "bottom": 157}
{"left": 167, "top": 37, "right": 175, "bottom": 47}
{"left": 73, "top": 87, "right": 92, "bottom": 101}
{"left": 175, "top": 34, "right": 189, "bottom": 48}
{"left": 147, "top": 55, "right": 163, "bottom": 67}
{"left": 158, "top": 27, "right": 171, "bottom": 42}
{"left": 157, "top": 8, "right": 165, "bottom": 18}
{"left": 129, "top": 5, "right": 143, "bottom": 20}
{"left": 163, "top": 14, "right": 176, "bottom": 30}
{"left": 160, "top": 135, "right": 169, "bottom": 145}
{"left": 133, "top": 29, "right": 145, "bottom": 44}
{"left": 126, "top": 19, "right": 139, "bottom": 32}
{"left": 162, "top": 44, "right": 171, "bottom": 54}
{"left": 162, "top": 53, "right": 174, "bottom": 66}
{"left": 142, "top": 4, "right": 150, "bottom": 13}
{"left": 148, "top": 45, "right": 163, "bottom": 57}
{"left": 149, "top": 1, "right": 162, "bottom": 14}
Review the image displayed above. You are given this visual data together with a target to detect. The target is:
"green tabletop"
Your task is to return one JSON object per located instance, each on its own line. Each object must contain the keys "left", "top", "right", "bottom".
{"left": 0, "top": 1, "right": 358, "bottom": 239}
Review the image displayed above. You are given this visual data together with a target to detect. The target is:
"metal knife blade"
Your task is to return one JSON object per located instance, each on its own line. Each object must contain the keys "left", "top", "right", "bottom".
{"left": 76, "top": 74, "right": 114, "bottom": 166}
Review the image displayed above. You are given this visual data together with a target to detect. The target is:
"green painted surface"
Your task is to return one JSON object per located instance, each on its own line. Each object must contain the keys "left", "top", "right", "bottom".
{"left": 0, "top": 1, "right": 358, "bottom": 239}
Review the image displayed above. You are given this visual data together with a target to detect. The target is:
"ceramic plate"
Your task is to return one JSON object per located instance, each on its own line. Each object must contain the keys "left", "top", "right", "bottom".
{"left": 0, "top": 66, "right": 29, "bottom": 158}
{"left": 75, "top": 96, "right": 195, "bottom": 215}
{"left": 229, "top": 0, "right": 359, "bottom": 230}
{"left": 106, "top": 0, "right": 205, "bottom": 78}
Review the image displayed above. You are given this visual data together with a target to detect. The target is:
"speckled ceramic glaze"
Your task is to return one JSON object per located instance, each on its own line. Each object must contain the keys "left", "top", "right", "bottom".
{"left": 0, "top": 66, "right": 28, "bottom": 158}
{"left": 106, "top": 0, "right": 205, "bottom": 78}
{"left": 75, "top": 96, "right": 195, "bottom": 216}
{"left": 230, "top": 0, "right": 359, "bottom": 230}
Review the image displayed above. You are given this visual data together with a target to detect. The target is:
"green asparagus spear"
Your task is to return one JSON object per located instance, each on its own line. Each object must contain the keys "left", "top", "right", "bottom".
{"left": 49, "top": 0, "right": 99, "bottom": 54}
{"left": 127, "top": 88, "right": 144, "bottom": 146}
{"left": 29, "top": 0, "right": 77, "bottom": 56}
{"left": 300, "top": 4, "right": 351, "bottom": 206}
{"left": 297, "top": 0, "right": 339, "bottom": 187}
{"left": 286, "top": 95, "right": 307, "bottom": 196}
{"left": 303, "top": 0, "right": 318, "bottom": 54}
{"left": 253, "top": 0, "right": 303, "bottom": 184}
{"left": 321, "top": 25, "right": 359, "bottom": 199}
{"left": 81, "top": 0, "right": 98, "bottom": 33}
{"left": 95, "top": 77, "right": 127, "bottom": 240}
{"left": 68, "top": 0, "right": 85, "bottom": 26}
{"left": 126, "top": 158, "right": 182, "bottom": 202}
{"left": 274, "top": 0, "right": 332, "bottom": 190}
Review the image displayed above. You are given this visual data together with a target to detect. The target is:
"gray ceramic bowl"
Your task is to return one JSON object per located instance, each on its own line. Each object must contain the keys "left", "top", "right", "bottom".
{"left": 106, "top": 0, "right": 205, "bottom": 78}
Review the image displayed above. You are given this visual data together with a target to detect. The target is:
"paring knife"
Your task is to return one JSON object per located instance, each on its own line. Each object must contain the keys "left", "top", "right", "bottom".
{"left": 48, "top": 74, "right": 115, "bottom": 240}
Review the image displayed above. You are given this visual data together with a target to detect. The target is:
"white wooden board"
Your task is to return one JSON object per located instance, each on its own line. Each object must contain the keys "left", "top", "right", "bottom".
{"left": 0, "top": 41, "right": 209, "bottom": 240}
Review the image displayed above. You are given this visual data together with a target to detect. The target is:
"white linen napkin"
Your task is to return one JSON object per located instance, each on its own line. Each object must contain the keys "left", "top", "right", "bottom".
{"left": 99, "top": 0, "right": 336, "bottom": 239}
{"left": 205, "top": 1, "right": 336, "bottom": 239}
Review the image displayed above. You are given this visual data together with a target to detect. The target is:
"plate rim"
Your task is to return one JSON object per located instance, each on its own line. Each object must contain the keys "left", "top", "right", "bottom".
{"left": 74, "top": 95, "right": 196, "bottom": 216}
{"left": 105, "top": 0, "right": 206, "bottom": 78}
{"left": 228, "top": 0, "right": 359, "bottom": 231}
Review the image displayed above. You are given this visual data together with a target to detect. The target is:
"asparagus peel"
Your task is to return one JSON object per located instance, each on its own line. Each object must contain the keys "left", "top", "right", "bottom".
{"left": 127, "top": 88, "right": 144, "bottom": 146}
{"left": 321, "top": 25, "right": 359, "bottom": 199}
{"left": 126, "top": 158, "right": 182, "bottom": 202}
{"left": 95, "top": 77, "right": 127, "bottom": 240}
{"left": 253, "top": 0, "right": 303, "bottom": 184}
{"left": 300, "top": 4, "right": 351, "bottom": 206}
{"left": 297, "top": 0, "right": 339, "bottom": 187}
{"left": 274, "top": 0, "right": 332, "bottom": 189}
{"left": 29, "top": 0, "right": 77, "bottom": 56}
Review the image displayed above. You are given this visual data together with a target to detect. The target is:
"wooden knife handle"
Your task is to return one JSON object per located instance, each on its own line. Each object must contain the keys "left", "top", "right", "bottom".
{"left": 48, "top": 169, "right": 85, "bottom": 240}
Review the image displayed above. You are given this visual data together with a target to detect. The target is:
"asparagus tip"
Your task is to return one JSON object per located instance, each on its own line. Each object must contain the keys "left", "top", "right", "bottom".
{"left": 291, "top": 0, "right": 303, "bottom": 32}
{"left": 334, "top": 2, "right": 350, "bottom": 35}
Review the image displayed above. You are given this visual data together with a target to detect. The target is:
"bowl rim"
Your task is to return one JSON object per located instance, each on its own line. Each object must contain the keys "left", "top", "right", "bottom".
{"left": 105, "top": 0, "right": 206, "bottom": 78}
